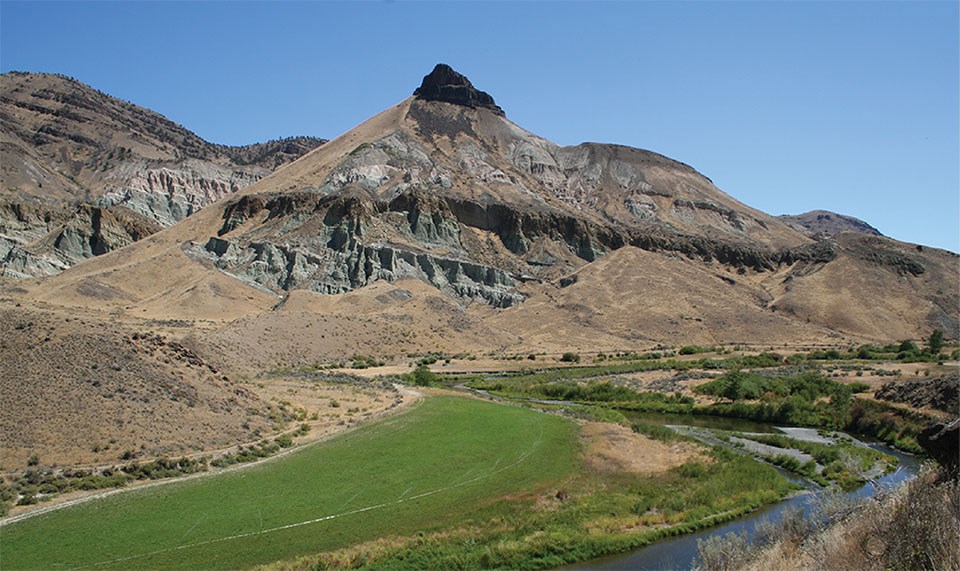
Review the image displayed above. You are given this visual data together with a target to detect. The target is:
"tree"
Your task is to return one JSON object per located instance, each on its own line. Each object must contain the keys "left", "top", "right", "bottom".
{"left": 926, "top": 329, "right": 945, "bottom": 355}
{"left": 410, "top": 365, "right": 437, "bottom": 386}
{"left": 722, "top": 371, "right": 747, "bottom": 402}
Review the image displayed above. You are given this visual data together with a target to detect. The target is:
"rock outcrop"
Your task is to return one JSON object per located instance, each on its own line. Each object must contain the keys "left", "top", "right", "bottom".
{"left": 875, "top": 373, "right": 960, "bottom": 415}
{"left": 918, "top": 418, "right": 960, "bottom": 478}
{"left": 413, "top": 64, "right": 504, "bottom": 115}
{"left": 187, "top": 190, "right": 525, "bottom": 307}
{"left": 0, "top": 72, "right": 326, "bottom": 277}
{"left": 1, "top": 202, "right": 162, "bottom": 278}
{"left": 96, "top": 160, "right": 264, "bottom": 226}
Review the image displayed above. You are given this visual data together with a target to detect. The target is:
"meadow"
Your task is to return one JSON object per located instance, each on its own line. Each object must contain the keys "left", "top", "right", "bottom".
{"left": 1, "top": 397, "right": 578, "bottom": 570}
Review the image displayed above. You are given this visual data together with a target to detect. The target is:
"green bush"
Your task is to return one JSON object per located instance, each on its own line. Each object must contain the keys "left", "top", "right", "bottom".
{"left": 408, "top": 365, "right": 438, "bottom": 386}
{"left": 560, "top": 352, "right": 581, "bottom": 363}
{"left": 679, "top": 345, "right": 713, "bottom": 355}
{"left": 846, "top": 399, "right": 929, "bottom": 453}
{"left": 349, "top": 355, "right": 384, "bottom": 369}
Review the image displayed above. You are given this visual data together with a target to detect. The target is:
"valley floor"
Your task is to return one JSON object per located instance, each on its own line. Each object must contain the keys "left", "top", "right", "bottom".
{"left": 2, "top": 393, "right": 799, "bottom": 570}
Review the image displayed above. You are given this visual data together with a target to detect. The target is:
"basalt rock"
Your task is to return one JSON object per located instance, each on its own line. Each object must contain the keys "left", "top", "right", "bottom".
{"left": 413, "top": 64, "right": 504, "bottom": 116}
{"left": 875, "top": 373, "right": 960, "bottom": 415}
{"left": 918, "top": 418, "right": 960, "bottom": 479}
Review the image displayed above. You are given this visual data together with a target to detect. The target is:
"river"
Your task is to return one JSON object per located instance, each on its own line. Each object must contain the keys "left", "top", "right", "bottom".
{"left": 565, "top": 413, "right": 920, "bottom": 570}
{"left": 453, "top": 385, "right": 922, "bottom": 570}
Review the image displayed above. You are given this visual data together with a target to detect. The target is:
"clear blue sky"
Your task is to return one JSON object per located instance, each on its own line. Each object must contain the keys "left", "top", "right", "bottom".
{"left": 2, "top": 1, "right": 957, "bottom": 251}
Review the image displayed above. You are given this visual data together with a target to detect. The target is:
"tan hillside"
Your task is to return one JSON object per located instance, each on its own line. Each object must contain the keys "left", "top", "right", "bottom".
{"left": 195, "top": 280, "right": 519, "bottom": 373}
{"left": 0, "top": 307, "right": 274, "bottom": 470}
{"left": 764, "top": 233, "right": 959, "bottom": 340}
{"left": 489, "top": 246, "right": 839, "bottom": 351}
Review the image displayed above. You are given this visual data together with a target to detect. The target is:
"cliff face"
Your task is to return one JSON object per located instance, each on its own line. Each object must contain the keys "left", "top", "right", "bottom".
{"left": 0, "top": 72, "right": 325, "bottom": 277}
{"left": 96, "top": 159, "right": 263, "bottom": 226}
{"left": 0, "top": 199, "right": 163, "bottom": 278}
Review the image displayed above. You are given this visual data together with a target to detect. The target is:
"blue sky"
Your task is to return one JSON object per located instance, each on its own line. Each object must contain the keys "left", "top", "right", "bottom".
{"left": 1, "top": 1, "right": 957, "bottom": 251}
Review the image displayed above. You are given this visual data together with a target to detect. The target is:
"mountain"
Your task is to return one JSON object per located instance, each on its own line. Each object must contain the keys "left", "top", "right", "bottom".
{"left": 10, "top": 64, "right": 958, "bottom": 350}
{"left": 779, "top": 210, "right": 883, "bottom": 239}
{"left": 0, "top": 71, "right": 325, "bottom": 277}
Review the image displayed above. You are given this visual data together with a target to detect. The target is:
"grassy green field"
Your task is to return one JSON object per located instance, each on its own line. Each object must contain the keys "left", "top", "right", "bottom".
{"left": 267, "top": 445, "right": 797, "bottom": 570}
{"left": 1, "top": 397, "right": 578, "bottom": 570}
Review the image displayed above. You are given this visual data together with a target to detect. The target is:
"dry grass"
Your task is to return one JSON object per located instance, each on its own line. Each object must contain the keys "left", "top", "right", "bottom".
{"left": 705, "top": 467, "right": 960, "bottom": 571}
{"left": 490, "top": 247, "right": 839, "bottom": 351}
{"left": 0, "top": 307, "right": 273, "bottom": 470}
{"left": 0, "top": 304, "right": 407, "bottom": 473}
{"left": 196, "top": 281, "right": 515, "bottom": 372}
{"left": 580, "top": 422, "right": 703, "bottom": 475}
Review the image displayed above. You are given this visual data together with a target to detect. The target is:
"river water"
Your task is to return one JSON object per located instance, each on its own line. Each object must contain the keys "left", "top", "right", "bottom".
{"left": 565, "top": 415, "right": 921, "bottom": 570}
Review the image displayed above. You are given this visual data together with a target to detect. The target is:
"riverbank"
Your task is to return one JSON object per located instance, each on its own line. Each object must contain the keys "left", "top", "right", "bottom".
{"left": 742, "top": 464, "right": 956, "bottom": 571}
{"left": 569, "top": 441, "right": 922, "bottom": 570}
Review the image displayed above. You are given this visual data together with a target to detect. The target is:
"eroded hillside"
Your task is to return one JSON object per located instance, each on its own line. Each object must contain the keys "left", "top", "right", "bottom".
{"left": 0, "top": 72, "right": 325, "bottom": 277}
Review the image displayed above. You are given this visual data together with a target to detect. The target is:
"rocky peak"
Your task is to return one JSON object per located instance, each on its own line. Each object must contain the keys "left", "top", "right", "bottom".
{"left": 413, "top": 64, "right": 504, "bottom": 116}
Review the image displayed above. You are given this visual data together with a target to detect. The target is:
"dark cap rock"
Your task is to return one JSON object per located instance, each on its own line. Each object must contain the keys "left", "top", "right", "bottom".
{"left": 413, "top": 64, "right": 504, "bottom": 116}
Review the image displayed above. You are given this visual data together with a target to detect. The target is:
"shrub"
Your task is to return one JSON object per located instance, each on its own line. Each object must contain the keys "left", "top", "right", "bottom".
{"left": 416, "top": 353, "right": 444, "bottom": 366}
{"left": 349, "top": 355, "right": 384, "bottom": 369}
{"left": 16, "top": 493, "right": 38, "bottom": 506}
{"left": 560, "top": 352, "right": 581, "bottom": 363}
{"left": 898, "top": 339, "right": 919, "bottom": 354}
{"left": 696, "top": 531, "right": 752, "bottom": 570}
{"left": 632, "top": 423, "right": 683, "bottom": 443}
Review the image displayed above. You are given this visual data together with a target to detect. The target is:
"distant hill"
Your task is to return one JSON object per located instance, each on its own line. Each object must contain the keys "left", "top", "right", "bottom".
{"left": 779, "top": 210, "right": 883, "bottom": 240}
{"left": 0, "top": 71, "right": 325, "bottom": 277}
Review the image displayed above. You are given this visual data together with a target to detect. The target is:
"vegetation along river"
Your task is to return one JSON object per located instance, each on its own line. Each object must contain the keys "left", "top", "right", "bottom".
{"left": 565, "top": 412, "right": 920, "bottom": 570}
